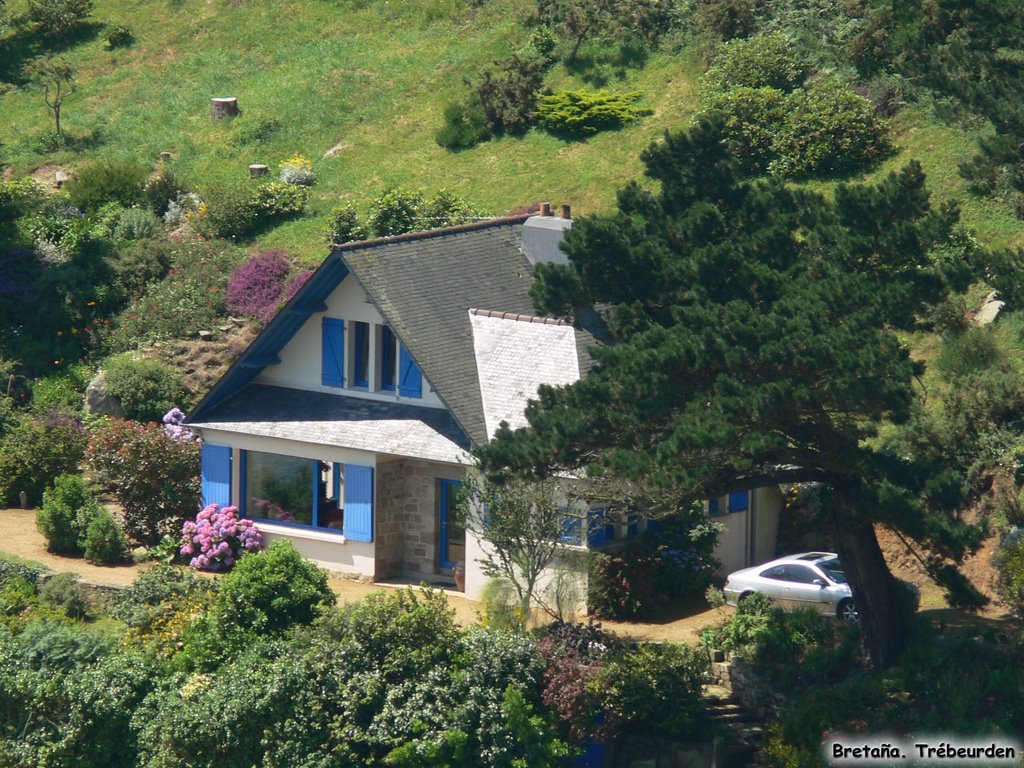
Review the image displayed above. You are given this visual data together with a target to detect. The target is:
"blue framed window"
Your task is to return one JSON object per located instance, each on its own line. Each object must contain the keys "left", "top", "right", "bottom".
{"left": 354, "top": 321, "right": 369, "bottom": 387}
{"left": 728, "top": 491, "right": 749, "bottom": 513}
{"left": 380, "top": 326, "right": 397, "bottom": 391}
{"left": 559, "top": 510, "right": 583, "bottom": 545}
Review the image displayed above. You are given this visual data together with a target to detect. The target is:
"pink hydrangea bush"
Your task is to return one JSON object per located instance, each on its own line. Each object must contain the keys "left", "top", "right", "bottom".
{"left": 181, "top": 503, "right": 263, "bottom": 571}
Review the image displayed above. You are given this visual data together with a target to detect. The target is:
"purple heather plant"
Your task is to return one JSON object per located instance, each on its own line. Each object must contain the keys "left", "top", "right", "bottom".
{"left": 225, "top": 249, "right": 291, "bottom": 325}
{"left": 181, "top": 503, "right": 263, "bottom": 571}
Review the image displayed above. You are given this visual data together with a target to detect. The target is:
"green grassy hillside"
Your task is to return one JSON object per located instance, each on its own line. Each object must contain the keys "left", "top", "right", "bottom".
{"left": 1, "top": 0, "right": 1021, "bottom": 259}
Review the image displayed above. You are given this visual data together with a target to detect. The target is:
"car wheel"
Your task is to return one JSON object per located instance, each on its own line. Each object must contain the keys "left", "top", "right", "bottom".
{"left": 838, "top": 599, "right": 859, "bottom": 624}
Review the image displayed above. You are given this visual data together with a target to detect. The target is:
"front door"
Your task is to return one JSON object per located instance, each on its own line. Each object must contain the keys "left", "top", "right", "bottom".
{"left": 439, "top": 479, "right": 465, "bottom": 569}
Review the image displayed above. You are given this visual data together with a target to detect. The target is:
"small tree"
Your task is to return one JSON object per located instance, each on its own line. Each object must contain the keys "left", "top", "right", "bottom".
{"left": 27, "top": 57, "right": 75, "bottom": 137}
{"left": 27, "top": 0, "right": 93, "bottom": 40}
{"left": 459, "top": 472, "right": 588, "bottom": 622}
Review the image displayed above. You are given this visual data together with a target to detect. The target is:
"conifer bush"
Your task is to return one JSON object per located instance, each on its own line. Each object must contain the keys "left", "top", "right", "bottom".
{"left": 537, "top": 89, "right": 652, "bottom": 137}
{"left": 83, "top": 509, "right": 131, "bottom": 564}
{"left": 65, "top": 158, "right": 148, "bottom": 213}
{"left": 323, "top": 202, "right": 368, "bottom": 244}
{"left": 36, "top": 473, "right": 101, "bottom": 555}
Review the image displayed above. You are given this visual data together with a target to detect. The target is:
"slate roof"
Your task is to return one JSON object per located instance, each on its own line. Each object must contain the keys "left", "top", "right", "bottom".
{"left": 338, "top": 216, "right": 536, "bottom": 445}
{"left": 188, "top": 384, "right": 471, "bottom": 464}
{"left": 468, "top": 310, "right": 581, "bottom": 438}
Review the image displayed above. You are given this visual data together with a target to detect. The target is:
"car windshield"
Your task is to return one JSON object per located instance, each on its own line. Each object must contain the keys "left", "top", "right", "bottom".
{"left": 818, "top": 558, "right": 847, "bottom": 583}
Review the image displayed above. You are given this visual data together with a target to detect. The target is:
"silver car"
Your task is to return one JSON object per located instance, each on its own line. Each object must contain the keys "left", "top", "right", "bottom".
{"left": 723, "top": 552, "right": 859, "bottom": 623}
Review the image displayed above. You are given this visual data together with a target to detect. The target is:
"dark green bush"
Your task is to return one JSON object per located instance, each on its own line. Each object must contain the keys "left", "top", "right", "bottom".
{"left": 703, "top": 33, "right": 809, "bottom": 92}
{"left": 770, "top": 77, "right": 893, "bottom": 177}
{"left": 932, "top": 325, "right": 1002, "bottom": 379}
{"left": 38, "top": 572, "right": 90, "bottom": 620}
{"left": 112, "top": 564, "right": 207, "bottom": 627}
{"left": 113, "top": 239, "right": 173, "bottom": 300}
{"left": 701, "top": 86, "right": 788, "bottom": 173}
{"left": 26, "top": 0, "right": 93, "bottom": 39}
{"left": 993, "top": 528, "right": 1024, "bottom": 616}
{"left": 65, "top": 158, "right": 148, "bottom": 213}
{"left": 537, "top": 89, "right": 652, "bottom": 137}
{"left": 323, "top": 201, "right": 369, "bottom": 244}
{"left": 436, "top": 98, "right": 493, "bottom": 150}
{"left": 476, "top": 54, "right": 547, "bottom": 135}
{"left": 103, "top": 353, "right": 184, "bottom": 423}
{"left": 110, "top": 207, "right": 161, "bottom": 241}
{"left": 36, "top": 473, "right": 101, "bottom": 555}
{"left": 143, "top": 165, "right": 186, "bottom": 216}
{"left": 599, "top": 643, "right": 710, "bottom": 740}
{"left": 0, "top": 413, "right": 88, "bottom": 507}
{"left": 182, "top": 541, "right": 334, "bottom": 669}
{"left": 423, "top": 189, "right": 479, "bottom": 228}
{"left": 196, "top": 180, "right": 307, "bottom": 239}
{"left": 104, "top": 23, "right": 133, "bottom": 49}
{"left": 83, "top": 509, "right": 130, "bottom": 564}
{"left": 367, "top": 186, "right": 426, "bottom": 236}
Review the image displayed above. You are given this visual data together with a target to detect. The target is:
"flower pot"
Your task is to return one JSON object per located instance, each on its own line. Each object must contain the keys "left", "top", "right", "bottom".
{"left": 454, "top": 560, "right": 466, "bottom": 592}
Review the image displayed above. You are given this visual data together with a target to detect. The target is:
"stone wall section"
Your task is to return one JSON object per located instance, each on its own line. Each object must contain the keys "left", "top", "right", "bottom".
{"left": 374, "top": 457, "right": 465, "bottom": 580}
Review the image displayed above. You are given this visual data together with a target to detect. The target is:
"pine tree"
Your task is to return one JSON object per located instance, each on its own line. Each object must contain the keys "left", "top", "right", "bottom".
{"left": 478, "top": 116, "right": 982, "bottom": 667}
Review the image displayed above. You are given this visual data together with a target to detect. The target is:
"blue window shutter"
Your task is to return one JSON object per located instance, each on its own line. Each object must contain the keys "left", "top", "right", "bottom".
{"left": 322, "top": 317, "right": 344, "bottom": 387}
{"left": 398, "top": 343, "right": 422, "bottom": 398}
{"left": 201, "top": 444, "right": 232, "bottom": 508}
{"left": 587, "top": 508, "right": 606, "bottom": 548}
{"left": 381, "top": 326, "right": 396, "bottom": 390}
{"left": 343, "top": 464, "right": 374, "bottom": 541}
{"left": 560, "top": 512, "right": 582, "bottom": 545}
{"left": 708, "top": 498, "right": 720, "bottom": 516}
{"left": 354, "top": 322, "right": 369, "bottom": 387}
{"left": 728, "top": 491, "right": 749, "bottom": 513}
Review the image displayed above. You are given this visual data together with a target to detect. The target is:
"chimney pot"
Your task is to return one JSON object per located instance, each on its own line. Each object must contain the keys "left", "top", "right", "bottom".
{"left": 540, "top": 201, "right": 552, "bottom": 217}
{"left": 560, "top": 204, "right": 571, "bottom": 220}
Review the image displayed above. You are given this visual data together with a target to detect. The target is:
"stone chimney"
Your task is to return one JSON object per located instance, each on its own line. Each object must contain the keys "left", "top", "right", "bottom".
{"left": 522, "top": 202, "right": 573, "bottom": 267}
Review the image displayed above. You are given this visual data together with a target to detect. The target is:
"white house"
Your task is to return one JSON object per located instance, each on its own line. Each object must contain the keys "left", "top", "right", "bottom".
{"left": 185, "top": 211, "right": 782, "bottom": 599}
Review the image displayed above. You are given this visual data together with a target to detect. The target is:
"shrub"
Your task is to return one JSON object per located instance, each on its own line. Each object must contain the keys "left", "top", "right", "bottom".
{"left": 323, "top": 202, "right": 369, "bottom": 244}
{"left": 143, "top": 166, "right": 186, "bottom": 216}
{"left": 0, "top": 553, "right": 49, "bottom": 589}
{"left": 26, "top": 0, "right": 93, "bottom": 39}
{"left": 192, "top": 181, "right": 256, "bottom": 239}
{"left": 225, "top": 249, "right": 291, "bottom": 324}
{"left": 230, "top": 116, "right": 282, "bottom": 145}
{"left": 86, "top": 418, "right": 200, "bottom": 546}
{"left": 598, "top": 643, "right": 710, "bottom": 740}
{"left": 15, "top": 619, "right": 113, "bottom": 672}
{"left": 183, "top": 541, "right": 333, "bottom": 669}
{"left": 84, "top": 509, "right": 131, "bottom": 564}
{"left": 770, "top": 77, "right": 893, "bottom": 177}
{"left": 700, "top": 85, "right": 788, "bottom": 173}
{"left": 113, "top": 239, "right": 173, "bottom": 300}
{"left": 65, "top": 158, "right": 148, "bottom": 213}
{"left": 104, "top": 23, "right": 133, "bottom": 48}
{"left": 703, "top": 33, "right": 809, "bottom": 93}
{"left": 536, "top": 89, "right": 652, "bottom": 137}
{"left": 181, "top": 503, "right": 263, "bottom": 571}
{"left": 993, "top": 527, "right": 1024, "bottom": 616}
{"left": 476, "top": 54, "right": 547, "bottom": 135}
{"left": 22, "top": 197, "right": 90, "bottom": 260}
{"left": 0, "top": 178, "right": 46, "bottom": 222}
{"left": 367, "top": 186, "right": 426, "bottom": 236}
{"left": 104, "top": 353, "right": 185, "bottom": 423}
{"left": 250, "top": 180, "right": 308, "bottom": 220}
{"left": 113, "top": 565, "right": 213, "bottom": 657}
{"left": 0, "top": 412, "right": 87, "bottom": 507}
{"left": 31, "top": 369, "right": 88, "bottom": 414}
{"left": 436, "top": 98, "right": 493, "bottom": 150}
{"left": 279, "top": 154, "right": 316, "bottom": 186}
{"left": 111, "top": 206, "right": 161, "bottom": 241}
{"left": 104, "top": 238, "right": 241, "bottom": 351}
{"left": 36, "top": 473, "right": 101, "bottom": 555}
{"left": 423, "top": 189, "right": 479, "bottom": 228}
{"left": 38, "top": 572, "right": 90, "bottom": 620}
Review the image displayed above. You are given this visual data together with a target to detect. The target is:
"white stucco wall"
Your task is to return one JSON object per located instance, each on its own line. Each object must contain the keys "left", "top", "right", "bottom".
{"left": 712, "top": 486, "right": 783, "bottom": 574}
{"left": 257, "top": 274, "right": 445, "bottom": 408}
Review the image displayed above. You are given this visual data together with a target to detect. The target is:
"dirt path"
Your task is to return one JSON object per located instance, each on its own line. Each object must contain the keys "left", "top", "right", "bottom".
{"left": 0, "top": 507, "right": 724, "bottom": 638}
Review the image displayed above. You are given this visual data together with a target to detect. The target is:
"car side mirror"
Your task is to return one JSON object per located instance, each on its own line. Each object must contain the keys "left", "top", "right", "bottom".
{"left": 812, "top": 578, "right": 826, "bottom": 587}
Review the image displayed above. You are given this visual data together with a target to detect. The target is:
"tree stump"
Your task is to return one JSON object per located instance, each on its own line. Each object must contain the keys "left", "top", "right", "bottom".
{"left": 249, "top": 163, "right": 269, "bottom": 179}
{"left": 159, "top": 151, "right": 173, "bottom": 161}
{"left": 211, "top": 97, "right": 239, "bottom": 120}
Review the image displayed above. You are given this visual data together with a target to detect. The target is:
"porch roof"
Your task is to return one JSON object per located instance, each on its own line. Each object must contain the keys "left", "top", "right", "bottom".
{"left": 188, "top": 384, "right": 471, "bottom": 464}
